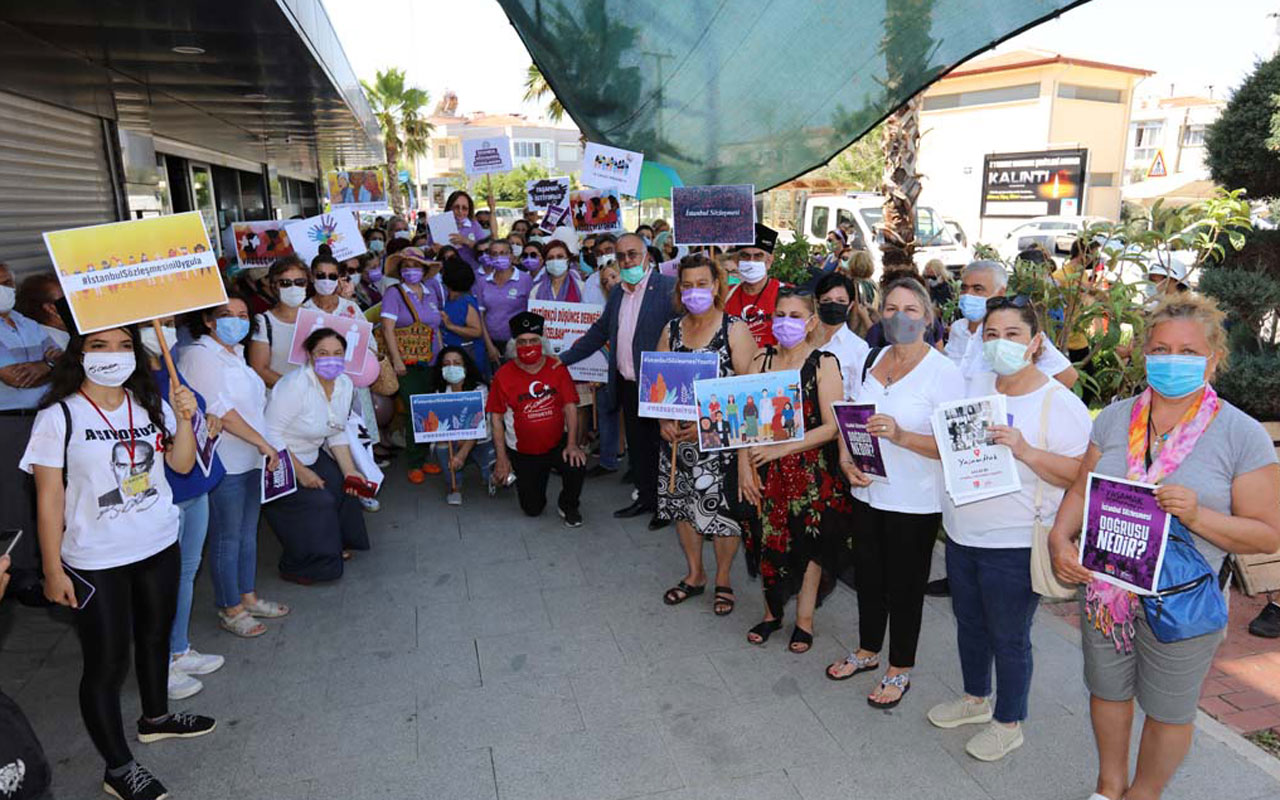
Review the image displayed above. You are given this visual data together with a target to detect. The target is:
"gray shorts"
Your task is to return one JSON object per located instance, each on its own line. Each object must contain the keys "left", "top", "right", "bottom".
{"left": 1079, "top": 597, "right": 1224, "bottom": 724}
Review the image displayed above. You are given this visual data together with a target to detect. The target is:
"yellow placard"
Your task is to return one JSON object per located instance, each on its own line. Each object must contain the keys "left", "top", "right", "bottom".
{"left": 42, "top": 211, "right": 228, "bottom": 334}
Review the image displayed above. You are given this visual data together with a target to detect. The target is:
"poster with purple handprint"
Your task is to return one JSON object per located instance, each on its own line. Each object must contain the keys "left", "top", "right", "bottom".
{"left": 285, "top": 211, "right": 364, "bottom": 262}
{"left": 1079, "top": 473, "right": 1170, "bottom": 595}
{"left": 671, "top": 185, "right": 756, "bottom": 246}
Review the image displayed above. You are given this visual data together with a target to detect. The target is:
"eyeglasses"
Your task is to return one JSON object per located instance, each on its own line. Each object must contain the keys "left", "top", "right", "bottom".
{"left": 276, "top": 278, "right": 308, "bottom": 287}
{"left": 314, "top": 272, "right": 340, "bottom": 281}
{"left": 985, "top": 295, "right": 1031, "bottom": 311}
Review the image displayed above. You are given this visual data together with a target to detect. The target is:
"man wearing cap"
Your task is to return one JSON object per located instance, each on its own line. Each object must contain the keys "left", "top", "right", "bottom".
{"left": 1147, "top": 257, "right": 1190, "bottom": 299}
{"left": 724, "top": 223, "right": 784, "bottom": 347}
{"left": 560, "top": 233, "right": 678, "bottom": 527}
{"left": 488, "top": 311, "right": 587, "bottom": 526}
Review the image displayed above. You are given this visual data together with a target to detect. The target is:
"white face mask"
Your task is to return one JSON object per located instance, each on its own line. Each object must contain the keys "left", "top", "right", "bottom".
{"left": 394, "top": 230, "right": 411, "bottom": 240}
{"left": 139, "top": 325, "right": 177, "bottom": 359}
{"left": 596, "top": 253, "right": 616, "bottom": 267}
{"left": 278, "top": 285, "right": 307, "bottom": 307}
{"left": 83, "top": 351, "right": 135, "bottom": 387}
{"left": 738, "top": 260, "right": 767, "bottom": 283}
{"left": 545, "top": 258, "right": 569, "bottom": 277}
{"left": 314, "top": 278, "right": 339, "bottom": 296}
{"left": 0, "top": 285, "right": 14, "bottom": 314}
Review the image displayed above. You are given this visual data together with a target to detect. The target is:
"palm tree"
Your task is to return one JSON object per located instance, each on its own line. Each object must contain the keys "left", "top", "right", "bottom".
{"left": 360, "top": 68, "right": 433, "bottom": 214}
{"left": 523, "top": 64, "right": 565, "bottom": 123}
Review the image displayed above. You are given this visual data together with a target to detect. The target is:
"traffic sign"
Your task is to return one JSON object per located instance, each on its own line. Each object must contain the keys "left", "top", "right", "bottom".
{"left": 1147, "top": 150, "right": 1168, "bottom": 179}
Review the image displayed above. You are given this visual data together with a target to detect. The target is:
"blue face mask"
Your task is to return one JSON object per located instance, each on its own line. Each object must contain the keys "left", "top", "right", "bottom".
{"left": 1145, "top": 354, "right": 1208, "bottom": 399}
{"left": 958, "top": 293, "right": 987, "bottom": 322}
{"left": 620, "top": 265, "right": 646, "bottom": 285}
{"left": 216, "top": 316, "right": 250, "bottom": 345}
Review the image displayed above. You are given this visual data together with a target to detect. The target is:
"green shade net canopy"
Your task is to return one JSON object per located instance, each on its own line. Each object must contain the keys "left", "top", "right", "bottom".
{"left": 498, "top": 0, "right": 1089, "bottom": 190}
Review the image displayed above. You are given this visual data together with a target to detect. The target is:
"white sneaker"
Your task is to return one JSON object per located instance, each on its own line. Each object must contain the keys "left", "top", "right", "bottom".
{"left": 927, "top": 696, "right": 993, "bottom": 729}
{"left": 965, "top": 721, "right": 1023, "bottom": 762}
{"left": 167, "top": 665, "right": 203, "bottom": 700}
{"left": 446, "top": 491, "right": 462, "bottom": 506}
{"left": 172, "top": 648, "right": 225, "bottom": 676}
{"left": 360, "top": 496, "right": 381, "bottom": 513}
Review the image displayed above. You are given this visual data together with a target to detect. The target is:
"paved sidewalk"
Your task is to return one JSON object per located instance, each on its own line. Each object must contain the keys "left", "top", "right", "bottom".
{"left": 2, "top": 467, "right": 1279, "bottom": 800}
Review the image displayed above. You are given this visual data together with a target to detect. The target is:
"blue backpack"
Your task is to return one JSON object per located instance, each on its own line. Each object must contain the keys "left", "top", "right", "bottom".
{"left": 1142, "top": 519, "right": 1229, "bottom": 643}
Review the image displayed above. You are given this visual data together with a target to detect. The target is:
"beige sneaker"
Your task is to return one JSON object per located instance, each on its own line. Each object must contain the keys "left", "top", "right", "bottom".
{"left": 965, "top": 721, "right": 1024, "bottom": 762}
{"left": 926, "top": 696, "right": 993, "bottom": 729}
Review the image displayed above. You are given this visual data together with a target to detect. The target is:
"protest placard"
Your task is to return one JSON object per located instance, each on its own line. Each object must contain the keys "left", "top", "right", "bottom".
{"left": 581, "top": 142, "right": 643, "bottom": 196}
{"left": 1080, "top": 473, "right": 1170, "bottom": 595}
{"left": 538, "top": 204, "right": 571, "bottom": 235}
{"left": 43, "top": 212, "right": 227, "bottom": 334}
{"left": 427, "top": 212, "right": 459, "bottom": 245}
{"left": 463, "top": 136, "right": 513, "bottom": 176}
{"left": 569, "top": 189, "right": 623, "bottom": 234}
{"left": 192, "top": 407, "right": 219, "bottom": 478}
{"left": 326, "top": 168, "right": 387, "bottom": 211}
{"left": 261, "top": 449, "right": 296, "bottom": 504}
{"left": 692, "top": 371, "right": 804, "bottom": 452}
{"left": 932, "top": 395, "right": 1022, "bottom": 504}
{"left": 526, "top": 177, "right": 572, "bottom": 210}
{"left": 671, "top": 185, "right": 756, "bottom": 246}
{"left": 286, "top": 308, "right": 374, "bottom": 376}
{"left": 832, "top": 403, "right": 887, "bottom": 482}
{"left": 231, "top": 221, "right": 293, "bottom": 268}
{"left": 638, "top": 352, "right": 720, "bottom": 421}
{"left": 410, "top": 391, "right": 487, "bottom": 443}
{"left": 285, "top": 212, "right": 365, "bottom": 263}
{"left": 528, "top": 299, "right": 607, "bottom": 382}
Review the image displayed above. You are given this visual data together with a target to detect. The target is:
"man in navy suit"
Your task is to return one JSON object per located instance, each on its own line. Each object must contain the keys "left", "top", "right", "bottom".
{"left": 561, "top": 232, "right": 678, "bottom": 529}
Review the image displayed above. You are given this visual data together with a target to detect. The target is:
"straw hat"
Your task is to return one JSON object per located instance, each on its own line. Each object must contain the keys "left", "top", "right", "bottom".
{"left": 384, "top": 246, "right": 436, "bottom": 277}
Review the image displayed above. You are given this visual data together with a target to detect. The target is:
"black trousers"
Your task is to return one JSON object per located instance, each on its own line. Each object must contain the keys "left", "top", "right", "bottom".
{"left": 262, "top": 449, "right": 369, "bottom": 582}
{"left": 73, "top": 543, "right": 180, "bottom": 769}
{"left": 0, "top": 414, "right": 40, "bottom": 586}
{"left": 852, "top": 499, "right": 940, "bottom": 668}
{"left": 618, "top": 379, "right": 659, "bottom": 508}
{"left": 509, "top": 439, "right": 585, "bottom": 516}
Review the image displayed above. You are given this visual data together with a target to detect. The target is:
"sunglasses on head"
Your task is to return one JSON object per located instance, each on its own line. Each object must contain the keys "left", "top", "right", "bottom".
{"left": 778, "top": 287, "right": 813, "bottom": 298}
{"left": 277, "top": 278, "right": 308, "bottom": 287}
{"left": 986, "top": 295, "right": 1031, "bottom": 311}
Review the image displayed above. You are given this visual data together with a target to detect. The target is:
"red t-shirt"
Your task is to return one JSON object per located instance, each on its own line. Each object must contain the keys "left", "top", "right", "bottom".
{"left": 724, "top": 278, "right": 783, "bottom": 347}
{"left": 486, "top": 357, "right": 577, "bottom": 455}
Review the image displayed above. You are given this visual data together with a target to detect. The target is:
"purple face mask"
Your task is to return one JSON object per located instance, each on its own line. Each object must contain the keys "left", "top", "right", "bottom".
{"left": 400, "top": 267, "right": 424, "bottom": 285}
{"left": 681, "top": 287, "right": 714, "bottom": 315}
{"left": 772, "top": 316, "right": 809, "bottom": 348}
{"left": 313, "top": 355, "right": 345, "bottom": 380}
{"left": 365, "top": 267, "right": 383, "bottom": 283}
{"left": 520, "top": 256, "right": 540, "bottom": 271}
{"left": 489, "top": 255, "right": 512, "bottom": 271}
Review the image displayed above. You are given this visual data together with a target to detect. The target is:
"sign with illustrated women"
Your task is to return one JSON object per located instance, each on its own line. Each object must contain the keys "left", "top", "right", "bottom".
{"left": 692, "top": 370, "right": 804, "bottom": 452}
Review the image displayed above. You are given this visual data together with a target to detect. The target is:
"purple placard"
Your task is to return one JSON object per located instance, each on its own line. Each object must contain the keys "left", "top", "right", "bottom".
{"left": 538, "top": 203, "right": 570, "bottom": 235}
{"left": 192, "top": 407, "right": 219, "bottom": 478}
{"left": 260, "top": 448, "right": 297, "bottom": 504}
{"left": 1079, "top": 473, "right": 1170, "bottom": 595}
{"left": 832, "top": 403, "right": 887, "bottom": 482}
{"left": 671, "top": 185, "right": 756, "bottom": 246}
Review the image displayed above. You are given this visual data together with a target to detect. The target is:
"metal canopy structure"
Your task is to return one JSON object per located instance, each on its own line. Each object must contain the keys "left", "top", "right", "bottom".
{"left": 498, "top": 0, "right": 1090, "bottom": 190}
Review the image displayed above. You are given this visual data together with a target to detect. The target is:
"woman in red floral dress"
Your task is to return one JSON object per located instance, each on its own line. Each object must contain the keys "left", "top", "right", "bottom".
{"left": 739, "top": 289, "right": 854, "bottom": 653}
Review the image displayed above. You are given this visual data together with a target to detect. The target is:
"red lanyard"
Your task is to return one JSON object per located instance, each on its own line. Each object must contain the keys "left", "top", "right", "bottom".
{"left": 79, "top": 390, "right": 135, "bottom": 466}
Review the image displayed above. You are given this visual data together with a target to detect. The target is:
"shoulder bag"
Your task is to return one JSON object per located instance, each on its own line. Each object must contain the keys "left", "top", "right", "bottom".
{"left": 1029, "top": 385, "right": 1077, "bottom": 599}
{"left": 378, "top": 284, "right": 435, "bottom": 367}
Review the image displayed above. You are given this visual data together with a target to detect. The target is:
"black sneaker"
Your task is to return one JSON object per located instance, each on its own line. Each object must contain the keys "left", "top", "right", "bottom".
{"left": 1249, "top": 603, "right": 1280, "bottom": 639}
{"left": 558, "top": 507, "right": 583, "bottom": 528}
{"left": 103, "top": 763, "right": 168, "bottom": 800}
{"left": 137, "top": 711, "right": 216, "bottom": 743}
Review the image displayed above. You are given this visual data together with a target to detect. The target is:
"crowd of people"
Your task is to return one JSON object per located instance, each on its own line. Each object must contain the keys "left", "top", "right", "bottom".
{"left": 0, "top": 193, "right": 1279, "bottom": 800}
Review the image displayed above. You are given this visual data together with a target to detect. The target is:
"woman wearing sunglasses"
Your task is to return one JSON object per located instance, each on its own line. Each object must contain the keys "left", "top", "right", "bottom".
{"left": 248, "top": 256, "right": 310, "bottom": 388}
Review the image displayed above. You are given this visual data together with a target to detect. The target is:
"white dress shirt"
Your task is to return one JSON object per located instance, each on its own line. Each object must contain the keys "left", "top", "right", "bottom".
{"left": 265, "top": 366, "right": 353, "bottom": 466}
{"left": 818, "top": 324, "right": 871, "bottom": 401}
{"left": 178, "top": 335, "right": 269, "bottom": 474}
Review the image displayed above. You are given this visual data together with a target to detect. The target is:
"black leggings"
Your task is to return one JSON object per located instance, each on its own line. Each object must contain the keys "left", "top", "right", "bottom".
{"left": 72, "top": 544, "right": 179, "bottom": 769}
{"left": 851, "top": 499, "right": 940, "bottom": 668}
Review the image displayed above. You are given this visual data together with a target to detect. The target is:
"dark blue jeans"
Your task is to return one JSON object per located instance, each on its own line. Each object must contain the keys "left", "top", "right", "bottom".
{"left": 946, "top": 537, "right": 1040, "bottom": 723}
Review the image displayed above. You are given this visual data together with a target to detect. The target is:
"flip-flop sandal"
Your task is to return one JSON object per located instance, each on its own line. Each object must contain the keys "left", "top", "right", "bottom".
{"left": 662, "top": 581, "right": 706, "bottom": 606}
{"left": 826, "top": 652, "right": 880, "bottom": 681}
{"left": 868, "top": 672, "right": 911, "bottom": 709}
{"left": 219, "top": 610, "right": 266, "bottom": 638}
{"left": 243, "top": 598, "right": 290, "bottom": 619}
{"left": 712, "top": 586, "right": 735, "bottom": 616}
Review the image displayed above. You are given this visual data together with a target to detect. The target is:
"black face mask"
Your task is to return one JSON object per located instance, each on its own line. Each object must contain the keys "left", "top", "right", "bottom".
{"left": 818, "top": 301, "right": 850, "bottom": 325}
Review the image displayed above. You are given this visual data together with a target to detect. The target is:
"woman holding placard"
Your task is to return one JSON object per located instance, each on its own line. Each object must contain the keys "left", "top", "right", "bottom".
{"left": 442, "top": 190, "right": 489, "bottom": 272}
{"left": 826, "top": 277, "right": 964, "bottom": 708}
{"left": 656, "top": 253, "right": 757, "bottom": 616}
{"left": 926, "top": 297, "right": 1091, "bottom": 762}
{"left": 737, "top": 288, "right": 852, "bottom": 652}
{"left": 1048, "top": 294, "right": 1280, "bottom": 800}
{"left": 428, "top": 345, "right": 495, "bottom": 505}
{"left": 248, "top": 256, "right": 311, "bottom": 388}
{"left": 23, "top": 323, "right": 215, "bottom": 800}
{"left": 263, "top": 327, "right": 371, "bottom": 584}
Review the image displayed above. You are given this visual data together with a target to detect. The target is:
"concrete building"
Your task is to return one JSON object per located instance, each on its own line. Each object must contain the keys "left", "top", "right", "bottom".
{"left": 916, "top": 48, "right": 1153, "bottom": 244}
{"left": 0, "top": 0, "right": 381, "bottom": 275}
{"left": 1122, "top": 93, "right": 1225, "bottom": 206}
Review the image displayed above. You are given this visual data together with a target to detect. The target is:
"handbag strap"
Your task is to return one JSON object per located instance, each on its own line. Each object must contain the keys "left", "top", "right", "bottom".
{"left": 1032, "top": 383, "right": 1060, "bottom": 522}
{"left": 395, "top": 283, "right": 424, "bottom": 327}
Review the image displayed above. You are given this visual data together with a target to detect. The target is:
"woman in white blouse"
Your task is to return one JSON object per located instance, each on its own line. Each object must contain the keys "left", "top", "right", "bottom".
{"left": 248, "top": 256, "right": 309, "bottom": 388}
{"left": 826, "top": 277, "right": 965, "bottom": 709}
{"left": 180, "top": 294, "right": 290, "bottom": 639}
{"left": 263, "top": 327, "right": 370, "bottom": 584}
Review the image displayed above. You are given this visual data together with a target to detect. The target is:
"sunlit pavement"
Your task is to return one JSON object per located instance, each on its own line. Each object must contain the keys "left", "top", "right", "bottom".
{"left": 3, "top": 464, "right": 1279, "bottom": 800}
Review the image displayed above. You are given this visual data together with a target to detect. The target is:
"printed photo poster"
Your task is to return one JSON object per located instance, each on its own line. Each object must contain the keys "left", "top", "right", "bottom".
{"left": 192, "top": 407, "right": 219, "bottom": 478}
{"left": 463, "top": 136, "right": 513, "bottom": 176}
{"left": 671, "top": 185, "right": 757, "bottom": 246}
{"left": 931, "top": 395, "right": 1022, "bottom": 505}
{"left": 581, "top": 142, "right": 644, "bottom": 197}
{"left": 232, "top": 221, "right": 294, "bottom": 268}
{"left": 832, "top": 403, "right": 887, "bottom": 482}
{"left": 261, "top": 449, "right": 297, "bottom": 504}
{"left": 286, "top": 308, "right": 374, "bottom": 376}
{"left": 569, "top": 189, "right": 624, "bottom": 234}
{"left": 1080, "top": 473, "right": 1171, "bottom": 595}
{"left": 410, "top": 391, "right": 487, "bottom": 443}
{"left": 638, "top": 352, "right": 721, "bottom": 421}
{"left": 528, "top": 299, "right": 607, "bottom": 382}
{"left": 285, "top": 212, "right": 365, "bottom": 263}
{"left": 526, "top": 177, "right": 572, "bottom": 210}
{"left": 42, "top": 212, "right": 227, "bottom": 334}
{"left": 326, "top": 168, "right": 388, "bottom": 211}
{"left": 692, "top": 370, "right": 804, "bottom": 453}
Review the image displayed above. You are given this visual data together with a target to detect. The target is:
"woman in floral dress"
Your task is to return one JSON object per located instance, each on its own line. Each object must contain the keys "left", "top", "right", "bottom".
{"left": 739, "top": 289, "right": 854, "bottom": 653}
